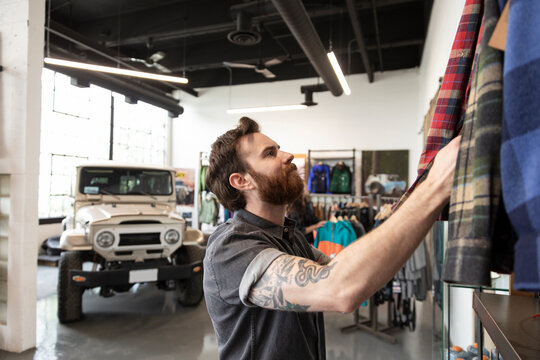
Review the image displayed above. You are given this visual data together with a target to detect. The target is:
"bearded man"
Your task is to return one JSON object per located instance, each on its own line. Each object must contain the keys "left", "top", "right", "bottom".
{"left": 203, "top": 117, "right": 460, "bottom": 360}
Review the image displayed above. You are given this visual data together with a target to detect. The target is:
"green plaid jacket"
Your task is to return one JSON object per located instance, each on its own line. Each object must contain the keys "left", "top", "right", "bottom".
{"left": 443, "top": 0, "right": 516, "bottom": 286}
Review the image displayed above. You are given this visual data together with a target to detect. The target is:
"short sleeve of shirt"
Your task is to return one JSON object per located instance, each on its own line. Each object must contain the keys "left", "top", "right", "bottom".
{"left": 205, "top": 233, "right": 284, "bottom": 306}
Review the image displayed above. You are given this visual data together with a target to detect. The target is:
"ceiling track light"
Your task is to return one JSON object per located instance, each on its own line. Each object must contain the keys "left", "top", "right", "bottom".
{"left": 43, "top": 57, "right": 189, "bottom": 84}
{"left": 226, "top": 104, "right": 308, "bottom": 114}
{"left": 327, "top": 51, "right": 351, "bottom": 95}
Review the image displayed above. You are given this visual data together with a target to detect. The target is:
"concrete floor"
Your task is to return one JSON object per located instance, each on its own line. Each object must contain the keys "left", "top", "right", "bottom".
{"left": 1, "top": 266, "right": 437, "bottom": 360}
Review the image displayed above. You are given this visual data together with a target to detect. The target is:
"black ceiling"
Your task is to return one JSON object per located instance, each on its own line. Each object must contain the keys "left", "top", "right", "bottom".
{"left": 45, "top": 0, "right": 433, "bottom": 112}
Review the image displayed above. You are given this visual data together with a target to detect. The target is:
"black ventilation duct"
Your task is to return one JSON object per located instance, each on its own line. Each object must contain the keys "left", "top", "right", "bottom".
{"left": 227, "top": 11, "right": 261, "bottom": 46}
{"left": 271, "top": 0, "right": 343, "bottom": 96}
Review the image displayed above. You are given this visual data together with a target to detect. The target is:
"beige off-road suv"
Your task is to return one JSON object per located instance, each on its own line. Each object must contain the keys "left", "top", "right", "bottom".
{"left": 58, "top": 163, "right": 205, "bottom": 323}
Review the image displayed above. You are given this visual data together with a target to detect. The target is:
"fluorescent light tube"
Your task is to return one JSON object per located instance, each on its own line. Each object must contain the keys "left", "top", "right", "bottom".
{"left": 226, "top": 104, "right": 308, "bottom": 114}
{"left": 43, "top": 57, "right": 188, "bottom": 84}
{"left": 327, "top": 51, "right": 351, "bottom": 95}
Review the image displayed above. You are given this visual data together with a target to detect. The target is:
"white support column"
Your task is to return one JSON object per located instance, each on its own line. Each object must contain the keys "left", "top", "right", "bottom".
{"left": 0, "top": 0, "right": 44, "bottom": 352}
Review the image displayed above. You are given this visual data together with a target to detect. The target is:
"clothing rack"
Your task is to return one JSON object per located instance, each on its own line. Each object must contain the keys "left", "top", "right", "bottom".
{"left": 340, "top": 194, "right": 401, "bottom": 344}
{"left": 307, "top": 149, "right": 356, "bottom": 195}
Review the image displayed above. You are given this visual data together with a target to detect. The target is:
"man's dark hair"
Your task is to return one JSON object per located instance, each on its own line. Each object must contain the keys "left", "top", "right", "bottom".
{"left": 206, "top": 117, "right": 260, "bottom": 210}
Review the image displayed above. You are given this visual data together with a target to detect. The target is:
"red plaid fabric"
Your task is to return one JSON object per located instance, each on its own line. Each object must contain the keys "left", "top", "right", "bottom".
{"left": 417, "top": 0, "right": 483, "bottom": 175}
{"left": 392, "top": 0, "right": 483, "bottom": 214}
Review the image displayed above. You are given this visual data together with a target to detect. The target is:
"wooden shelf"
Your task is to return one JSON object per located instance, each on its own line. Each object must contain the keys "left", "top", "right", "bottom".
{"left": 473, "top": 292, "right": 540, "bottom": 360}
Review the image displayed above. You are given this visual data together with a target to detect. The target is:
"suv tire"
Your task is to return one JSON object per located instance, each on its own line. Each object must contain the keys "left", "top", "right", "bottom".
{"left": 58, "top": 251, "right": 84, "bottom": 323}
{"left": 175, "top": 246, "right": 204, "bottom": 306}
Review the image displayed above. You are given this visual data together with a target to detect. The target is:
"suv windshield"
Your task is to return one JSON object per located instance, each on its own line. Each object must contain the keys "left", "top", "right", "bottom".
{"left": 79, "top": 167, "right": 173, "bottom": 196}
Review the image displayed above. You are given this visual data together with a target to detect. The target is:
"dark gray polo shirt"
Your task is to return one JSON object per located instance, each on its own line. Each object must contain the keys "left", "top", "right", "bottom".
{"left": 203, "top": 209, "right": 326, "bottom": 360}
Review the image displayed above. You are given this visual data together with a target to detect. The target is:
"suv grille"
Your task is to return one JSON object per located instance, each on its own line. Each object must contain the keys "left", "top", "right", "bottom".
{"left": 119, "top": 220, "right": 161, "bottom": 224}
{"left": 119, "top": 233, "right": 161, "bottom": 246}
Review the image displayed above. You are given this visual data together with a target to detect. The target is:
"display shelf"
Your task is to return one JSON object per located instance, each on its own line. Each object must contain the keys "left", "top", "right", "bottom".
{"left": 472, "top": 292, "right": 540, "bottom": 360}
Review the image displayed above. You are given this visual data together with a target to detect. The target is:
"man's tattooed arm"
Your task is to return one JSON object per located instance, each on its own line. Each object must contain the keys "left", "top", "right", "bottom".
{"left": 248, "top": 255, "right": 336, "bottom": 312}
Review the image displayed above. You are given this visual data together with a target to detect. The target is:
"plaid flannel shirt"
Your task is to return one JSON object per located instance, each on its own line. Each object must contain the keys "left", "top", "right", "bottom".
{"left": 417, "top": 0, "right": 484, "bottom": 175}
{"left": 392, "top": 0, "right": 483, "bottom": 214}
{"left": 443, "top": 0, "right": 516, "bottom": 287}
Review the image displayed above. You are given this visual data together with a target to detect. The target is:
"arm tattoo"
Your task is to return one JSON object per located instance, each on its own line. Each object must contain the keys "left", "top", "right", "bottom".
{"left": 249, "top": 256, "right": 337, "bottom": 312}
{"left": 295, "top": 259, "right": 334, "bottom": 287}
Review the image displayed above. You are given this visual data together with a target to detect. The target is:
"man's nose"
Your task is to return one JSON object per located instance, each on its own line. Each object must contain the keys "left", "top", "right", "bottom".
{"left": 282, "top": 151, "right": 294, "bottom": 164}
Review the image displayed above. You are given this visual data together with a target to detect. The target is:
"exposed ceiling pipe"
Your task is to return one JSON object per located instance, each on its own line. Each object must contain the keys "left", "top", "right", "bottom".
{"left": 345, "top": 0, "right": 374, "bottom": 83}
{"left": 270, "top": 0, "right": 343, "bottom": 96}
{"left": 44, "top": 63, "right": 184, "bottom": 117}
{"left": 104, "top": 0, "right": 418, "bottom": 48}
{"left": 105, "top": 6, "right": 346, "bottom": 48}
{"left": 169, "top": 40, "right": 424, "bottom": 73}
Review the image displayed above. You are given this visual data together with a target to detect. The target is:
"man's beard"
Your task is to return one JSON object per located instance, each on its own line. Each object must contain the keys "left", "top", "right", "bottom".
{"left": 249, "top": 163, "right": 304, "bottom": 205}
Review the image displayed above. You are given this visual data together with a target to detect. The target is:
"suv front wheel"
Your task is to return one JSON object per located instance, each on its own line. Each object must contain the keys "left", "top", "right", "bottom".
{"left": 58, "top": 251, "right": 84, "bottom": 323}
{"left": 175, "top": 247, "right": 204, "bottom": 306}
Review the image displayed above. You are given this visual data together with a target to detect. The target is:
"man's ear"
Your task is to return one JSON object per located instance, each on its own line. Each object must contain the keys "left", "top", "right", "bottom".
{"left": 229, "top": 173, "right": 255, "bottom": 191}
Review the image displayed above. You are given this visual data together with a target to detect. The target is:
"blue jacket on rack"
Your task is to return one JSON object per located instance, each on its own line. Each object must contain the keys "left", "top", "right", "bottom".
{"left": 308, "top": 163, "right": 330, "bottom": 193}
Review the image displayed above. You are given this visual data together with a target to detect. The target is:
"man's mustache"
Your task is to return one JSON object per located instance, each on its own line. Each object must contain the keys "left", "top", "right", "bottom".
{"left": 286, "top": 163, "right": 297, "bottom": 172}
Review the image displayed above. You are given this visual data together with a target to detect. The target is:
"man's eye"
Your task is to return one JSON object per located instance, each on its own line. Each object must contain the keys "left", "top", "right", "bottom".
{"left": 266, "top": 150, "right": 276, "bottom": 157}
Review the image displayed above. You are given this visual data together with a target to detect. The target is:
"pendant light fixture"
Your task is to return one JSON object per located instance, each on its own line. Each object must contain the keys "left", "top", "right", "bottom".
{"left": 327, "top": 51, "right": 351, "bottom": 95}
{"left": 226, "top": 104, "right": 307, "bottom": 114}
{"left": 326, "top": 0, "right": 351, "bottom": 96}
{"left": 43, "top": 58, "right": 189, "bottom": 84}
{"left": 225, "top": 64, "right": 308, "bottom": 114}
{"left": 43, "top": 3, "right": 188, "bottom": 85}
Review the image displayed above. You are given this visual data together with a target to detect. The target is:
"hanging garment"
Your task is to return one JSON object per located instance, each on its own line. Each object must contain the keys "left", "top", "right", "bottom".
{"left": 308, "top": 163, "right": 331, "bottom": 193}
{"left": 404, "top": 241, "right": 429, "bottom": 301}
{"left": 313, "top": 220, "right": 357, "bottom": 259}
{"left": 501, "top": 0, "right": 540, "bottom": 290}
{"left": 444, "top": 0, "right": 516, "bottom": 287}
{"left": 329, "top": 162, "right": 352, "bottom": 194}
{"left": 392, "top": 0, "right": 483, "bottom": 215}
{"left": 359, "top": 206, "right": 375, "bottom": 231}
{"left": 372, "top": 215, "right": 429, "bottom": 302}
{"left": 417, "top": 0, "right": 483, "bottom": 175}
{"left": 349, "top": 219, "right": 366, "bottom": 238}
{"left": 288, "top": 198, "right": 321, "bottom": 244}
{"left": 199, "top": 166, "right": 208, "bottom": 192}
{"left": 432, "top": 222, "right": 444, "bottom": 309}
{"left": 423, "top": 85, "right": 442, "bottom": 146}
{"left": 199, "top": 192, "right": 219, "bottom": 225}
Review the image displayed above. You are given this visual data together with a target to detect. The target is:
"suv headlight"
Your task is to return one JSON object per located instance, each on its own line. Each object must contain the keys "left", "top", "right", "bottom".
{"left": 164, "top": 229, "right": 180, "bottom": 244}
{"left": 96, "top": 231, "right": 115, "bottom": 248}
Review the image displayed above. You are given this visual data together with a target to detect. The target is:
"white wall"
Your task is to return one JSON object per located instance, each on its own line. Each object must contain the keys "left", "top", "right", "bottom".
{"left": 173, "top": 68, "right": 421, "bottom": 187}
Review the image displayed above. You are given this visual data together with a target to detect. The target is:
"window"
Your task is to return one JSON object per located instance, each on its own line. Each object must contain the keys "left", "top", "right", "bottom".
{"left": 39, "top": 69, "right": 170, "bottom": 217}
